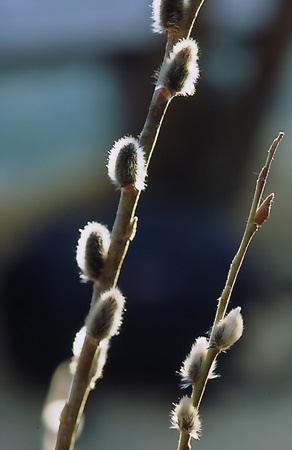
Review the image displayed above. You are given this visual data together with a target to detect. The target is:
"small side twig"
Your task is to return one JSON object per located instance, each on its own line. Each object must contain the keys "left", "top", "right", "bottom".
{"left": 212, "top": 132, "right": 283, "bottom": 333}
{"left": 176, "top": 132, "right": 284, "bottom": 450}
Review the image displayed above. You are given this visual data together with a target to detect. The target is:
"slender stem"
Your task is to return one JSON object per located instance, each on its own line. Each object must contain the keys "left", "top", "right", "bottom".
{"left": 178, "top": 431, "right": 192, "bottom": 450}
{"left": 140, "top": 89, "right": 172, "bottom": 166}
{"left": 191, "top": 348, "right": 219, "bottom": 409}
{"left": 194, "top": 133, "right": 283, "bottom": 410}
{"left": 99, "top": 90, "right": 171, "bottom": 293}
{"left": 177, "top": 132, "right": 283, "bottom": 449}
{"left": 55, "top": 333, "right": 99, "bottom": 450}
{"left": 213, "top": 132, "right": 284, "bottom": 327}
{"left": 99, "top": 185, "right": 138, "bottom": 292}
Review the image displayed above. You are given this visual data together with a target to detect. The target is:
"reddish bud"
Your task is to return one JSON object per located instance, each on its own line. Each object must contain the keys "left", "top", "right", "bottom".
{"left": 254, "top": 193, "right": 274, "bottom": 226}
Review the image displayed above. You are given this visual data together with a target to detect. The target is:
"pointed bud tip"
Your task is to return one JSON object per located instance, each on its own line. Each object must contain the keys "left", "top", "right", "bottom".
{"left": 254, "top": 193, "right": 274, "bottom": 226}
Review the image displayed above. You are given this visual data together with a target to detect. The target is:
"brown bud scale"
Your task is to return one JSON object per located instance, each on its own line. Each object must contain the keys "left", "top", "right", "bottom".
{"left": 254, "top": 193, "right": 274, "bottom": 226}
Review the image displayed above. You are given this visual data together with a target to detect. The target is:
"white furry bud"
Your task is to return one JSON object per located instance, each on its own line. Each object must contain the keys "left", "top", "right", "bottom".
{"left": 170, "top": 396, "right": 201, "bottom": 439}
{"left": 107, "top": 136, "right": 146, "bottom": 190}
{"left": 86, "top": 288, "right": 125, "bottom": 342}
{"left": 76, "top": 222, "right": 110, "bottom": 282}
{"left": 159, "top": 39, "right": 199, "bottom": 96}
{"left": 152, "top": 0, "right": 185, "bottom": 34}
{"left": 180, "top": 337, "right": 217, "bottom": 387}
{"left": 211, "top": 307, "right": 244, "bottom": 350}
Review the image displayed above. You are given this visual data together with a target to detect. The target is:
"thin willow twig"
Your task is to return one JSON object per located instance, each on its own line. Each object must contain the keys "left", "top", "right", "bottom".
{"left": 56, "top": 333, "right": 99, "bottom": 449}
{"left": 176, "top": 132, "right": 284, "bottom": 450}
{"left": 211, "top": 132, "right": 284, "bottom": 330}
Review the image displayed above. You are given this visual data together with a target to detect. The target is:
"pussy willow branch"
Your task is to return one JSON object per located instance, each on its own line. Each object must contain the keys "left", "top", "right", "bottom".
{"left": 177, "top": 132, "right": 284, "bottom": 450}
{"left": 55, "top": 2, "right": 206, "bottom": 449}
{"left": 101, "top": 0, "right": 205, "bottom": 292}
{"left": 100, "top": 88, "right": 172, "bottom": 292}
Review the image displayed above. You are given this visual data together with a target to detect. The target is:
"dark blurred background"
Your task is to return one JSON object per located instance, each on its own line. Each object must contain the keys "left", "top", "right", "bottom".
{"left": 1, "top": 0, "right": 292, "bottom": 449}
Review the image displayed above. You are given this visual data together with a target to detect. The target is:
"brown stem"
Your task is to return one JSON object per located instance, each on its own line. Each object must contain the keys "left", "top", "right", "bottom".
{"left": 55, "top": 4, "right": 206, "bottom": 448}
{"left": 99, "top": 88, "right": 172, "bottom": 292}
{"left": 178, "top": 431, "right": 192, "bottom": 450}
{"left": 192, "top": 133, "right": 283, "bottom": 411}
{"left": 213, "top": 132, "right": 284, "bottom": 327}
{"left": 55, "top": 333, "right": 99, "bottom": 450}
{"left": 177, "top": 133, "right": 283, "bottom": 449}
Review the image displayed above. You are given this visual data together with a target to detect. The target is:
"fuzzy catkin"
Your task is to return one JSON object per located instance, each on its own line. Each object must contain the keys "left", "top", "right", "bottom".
{"left": 152, "top": 0, "right": 185, "bottom": 33}
{"left": 107, "top": 136, "right": 146, "bottom": 190}
{"left": 211, "top": 307, "right": 244, "bottom": 350}
{"left": 76, "top": 222, "right": 111, "bottom": 282}
{"left": 159, "top": 39, "right": 199, "bottom": 96}
{"left": 171, "top": 396, "right": 201, "bottom": 439}
{"left": 180, "top": 337, "right": 217, "bottom": 387}
{"left": 86, "top": 288, "right": 125, "bottom": 342}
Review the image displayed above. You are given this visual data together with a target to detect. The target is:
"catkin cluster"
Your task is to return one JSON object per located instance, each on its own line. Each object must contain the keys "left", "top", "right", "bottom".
{"left": 74, "top": 107, "right": 150, "bottom": 387}
{"left": 73, "top": 0, "right": 249, "bottom": 446}
{"left": 74, "top": 219, "right": 125, "bottom": 382}
{"left": 50, "top": 1, "right": 281, "bottom": 449}
{"left": 171, "top": 308, "right": 244, "bottom": 439}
